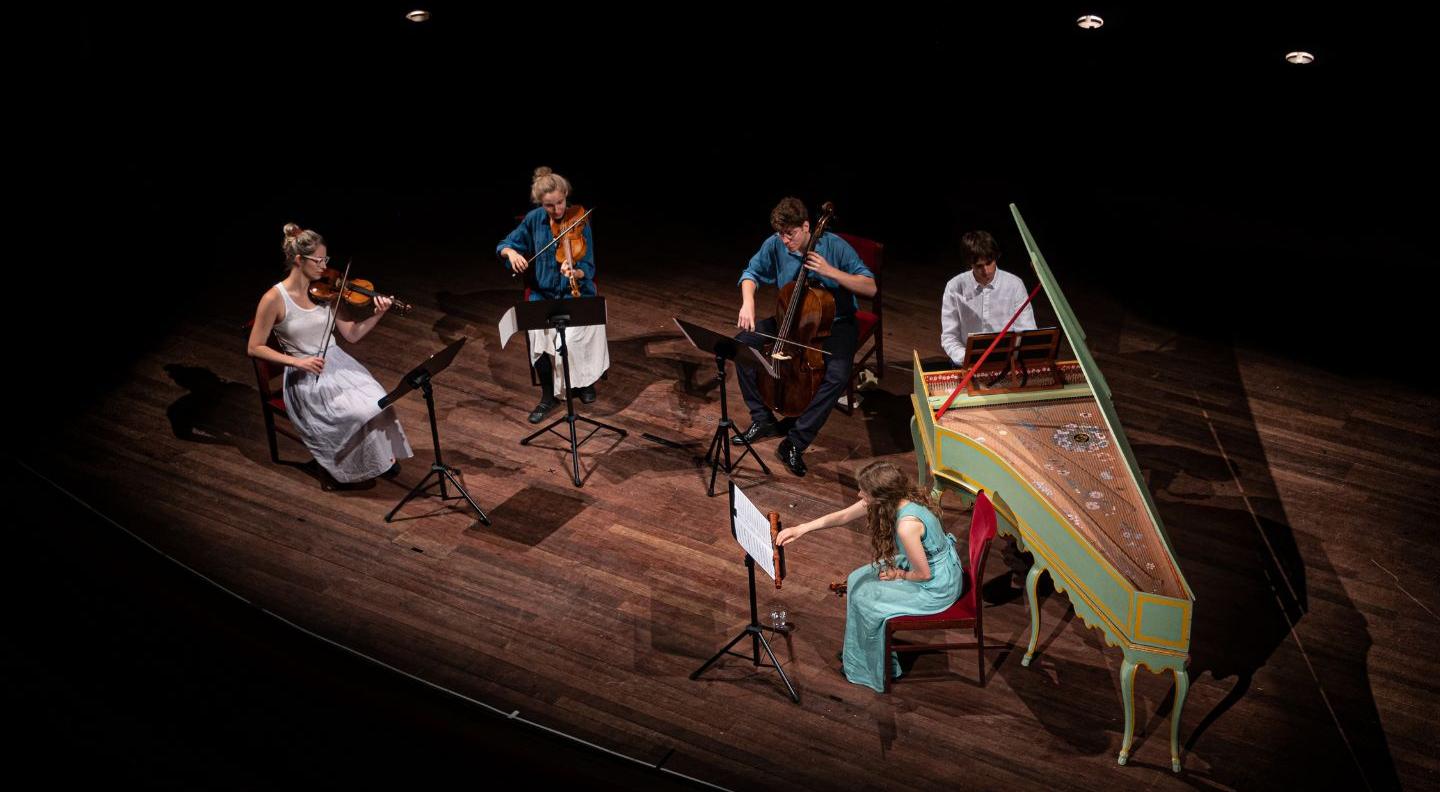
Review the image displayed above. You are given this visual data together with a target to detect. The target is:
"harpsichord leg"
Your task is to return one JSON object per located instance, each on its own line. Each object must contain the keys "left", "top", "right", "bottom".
{"left": 1117, "top": 657, "right": 1138, "bottom": 765}
{"left": 1022, "top": 564, "right": 1042, "bottom": 667}
{"left": 1170, "top": 667, "right": 1189, "bottom": 772}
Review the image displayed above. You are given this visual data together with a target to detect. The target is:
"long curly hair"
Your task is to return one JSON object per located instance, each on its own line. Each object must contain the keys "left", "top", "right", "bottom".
{"left": 857, "top": 461, "right": 934, "bottom": 569}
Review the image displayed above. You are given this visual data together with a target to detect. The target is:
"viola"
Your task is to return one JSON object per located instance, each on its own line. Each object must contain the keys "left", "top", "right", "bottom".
{"left": 309, "top": 268, "right": 412, "bottom": 315}
{"left": 551, "top": 204, "right": 588, "bottom": 297}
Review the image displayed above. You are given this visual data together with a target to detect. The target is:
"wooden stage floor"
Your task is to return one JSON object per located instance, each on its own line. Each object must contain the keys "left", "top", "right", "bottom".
{"left": 15, "top": 226, "right": 1438, "bottom": 791}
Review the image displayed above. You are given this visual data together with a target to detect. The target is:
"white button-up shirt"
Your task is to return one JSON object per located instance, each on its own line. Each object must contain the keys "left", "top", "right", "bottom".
{"left": 940, "top": 268, "right": 1037, "bottom": 366}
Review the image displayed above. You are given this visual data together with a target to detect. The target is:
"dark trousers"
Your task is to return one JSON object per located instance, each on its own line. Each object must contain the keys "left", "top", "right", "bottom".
{"left": 735, "top": 317, "right": 858, "bottom": 451}
{"left": 533, "top": 355, "right": 555, "bottom": 400}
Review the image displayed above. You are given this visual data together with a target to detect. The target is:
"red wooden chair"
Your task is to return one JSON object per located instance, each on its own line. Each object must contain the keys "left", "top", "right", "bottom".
{"left": 243, "top": 319, "right": 300, "bottom": 463}
{"left": 883, "top": 490, "right": 1000, "bottom": 690}
{"left": 833, "top": 231, "right": 884, "bottom": 415}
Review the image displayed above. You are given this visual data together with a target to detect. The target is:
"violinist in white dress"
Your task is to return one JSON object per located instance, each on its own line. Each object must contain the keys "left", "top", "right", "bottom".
{"left": 246, "top": 223, "right": 412, "bottom": 485}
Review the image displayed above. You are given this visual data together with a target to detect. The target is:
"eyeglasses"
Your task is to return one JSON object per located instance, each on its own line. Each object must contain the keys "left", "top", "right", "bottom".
{"left": 303, "top": 255, "right": 332, "bottom": 266}
{"left": 776, "top": 227, "right": 804, "bottom": 242}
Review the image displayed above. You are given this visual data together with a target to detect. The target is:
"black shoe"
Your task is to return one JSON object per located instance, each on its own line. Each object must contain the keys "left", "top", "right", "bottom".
{"left": 381, "top": 462, "right": 402, "bottom": 479}
{"left": 731, "top": 420, "right": 781, "bottom": 447}
{"left": 776, "top": 438, "right": 807, "bottom": 477}
{"left": 579, "top": 385, "right": 596, "bottom": 404}
{"left": 528, "top": 399, "right": 557, "bottom": 424}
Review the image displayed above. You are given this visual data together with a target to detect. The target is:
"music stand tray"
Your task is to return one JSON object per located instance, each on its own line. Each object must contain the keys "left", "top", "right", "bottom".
{"left": 380, "top": 337, "right": 491, "bottom": 525}
{"left": 508, "top": 297, "right": 627, "bottom": 487}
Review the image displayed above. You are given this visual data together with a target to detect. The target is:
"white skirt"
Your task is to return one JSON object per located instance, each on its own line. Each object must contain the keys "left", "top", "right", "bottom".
{"left": 282, "top": 345, "right": 414, "bottom": 483}
{"left": 529, "top": 324, "right": 610, "bottom": 397}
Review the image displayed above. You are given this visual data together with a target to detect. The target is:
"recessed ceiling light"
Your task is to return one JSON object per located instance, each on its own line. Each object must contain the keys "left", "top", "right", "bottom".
{"left": 1077, "top": 14, "right": 1104, "bottom": 30}
{"left": 406, "top": 9, "right": 431, "bottom": 22}
{"left": 1285, "top": 51, "right": 1315, "bottom": 65}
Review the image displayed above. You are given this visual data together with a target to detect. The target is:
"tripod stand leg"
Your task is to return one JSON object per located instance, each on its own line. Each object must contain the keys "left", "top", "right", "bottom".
{"left": 568, "top": 414, "right": 582, "bottom": 487}
{"left": 704, "top": 420, "right": 774, "bottom": 496}
{"left": 440, "top": 467, "right": 491, "bottom": 525}
{"left": 385, "top": 466, "right": 443, "bottom": 522}
{"left": 753, "top": 627, "right": 800, "bottom": 703}
{"left": 690, "top": 628, "right": 754, "bottom": 681}
{"left": 522, "top": 413, "right": 626, "bottom": 489}
{"left": 729, "top": 421, "right": 772, "bottom": 475}
{"left": 706, "top": 425, "right": 726, "bottom": 496}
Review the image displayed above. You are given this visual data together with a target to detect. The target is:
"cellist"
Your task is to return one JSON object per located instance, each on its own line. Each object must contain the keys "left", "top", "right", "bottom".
{"left": 734, "top": 197, "right": 875, "bottom": 477}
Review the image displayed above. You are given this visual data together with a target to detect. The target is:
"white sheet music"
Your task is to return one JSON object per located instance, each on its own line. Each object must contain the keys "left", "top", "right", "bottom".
{"left": 732, "top": 484, "right": 776, "bottom": 581}
{"left": 498, "top": 306, "right": 518, "bottom": 349}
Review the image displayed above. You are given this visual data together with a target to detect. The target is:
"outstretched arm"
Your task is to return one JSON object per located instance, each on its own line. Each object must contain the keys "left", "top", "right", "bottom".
{"left": 776, "top": 499, "right": 867, "bottom": 546}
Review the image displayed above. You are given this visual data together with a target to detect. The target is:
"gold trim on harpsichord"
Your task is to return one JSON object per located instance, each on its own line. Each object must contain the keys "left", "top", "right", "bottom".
{"left": 914, "top": 352, "right": 1092, "bottom": 410}
{"left": 934, "top": 429, "right": 1134, "bottom": 619}
{"left": 1039, "top": 552, "right": 1190, "bottom": 668}
{"left": 1010, "top": 204, "right": 1194, "bottom": 602}
{"left": 917, "top": 401, "right": 1191, "bottom": 656}
{"left": 1135, "top": 592, "right": 1193, "bottom": 650}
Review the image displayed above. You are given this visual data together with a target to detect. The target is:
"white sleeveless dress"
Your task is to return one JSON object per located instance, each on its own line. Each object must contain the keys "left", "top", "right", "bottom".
{"left": 271, "top": 284, "right": 413, "bottom": 482}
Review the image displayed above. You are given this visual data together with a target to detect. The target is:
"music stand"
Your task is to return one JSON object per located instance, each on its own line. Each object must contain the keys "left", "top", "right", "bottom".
{"left": 690, "top": 480, "right": 798, "bottom": 703}
{"left": 674, "top": 318, "right": 775, "bottom": 496}
{"left": 964, "top": 326, "right": 1063, "bottom": 391}
{"left": 506, "top": 296, "right": 627, "bottom": 487}
{"left": 380, "top": 337, "right": 491, "bottom": 525}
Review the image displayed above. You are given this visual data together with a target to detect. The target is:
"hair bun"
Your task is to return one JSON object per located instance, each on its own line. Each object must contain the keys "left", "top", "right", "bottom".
{"left": 283, "top": 222, "right": 302, "bottom": 238}
{"left": 532, "top": 166, "right": 553, "bottom": 181}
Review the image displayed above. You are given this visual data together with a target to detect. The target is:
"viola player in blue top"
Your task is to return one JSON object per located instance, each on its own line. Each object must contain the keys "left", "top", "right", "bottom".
{"left": 498, "top": 167, "right": 610, "bottom": 423}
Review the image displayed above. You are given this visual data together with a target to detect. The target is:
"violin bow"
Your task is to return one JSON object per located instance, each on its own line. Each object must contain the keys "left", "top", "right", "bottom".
{"left": 748, "top": 329, "right": 831, "bottom": 357}
{"left": 511, "top": 206, "right": 596, "bottom": 276}
{"left": 317, "top": 258, "right": 353, "bottom": 361}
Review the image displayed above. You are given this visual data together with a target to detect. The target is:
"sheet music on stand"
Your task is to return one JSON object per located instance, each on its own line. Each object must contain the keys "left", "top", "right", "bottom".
{"left": 498, "top": 307, "right": 520, "bottom": 349}
{"left": 732, "top": 484, "right": 777, "bottom": 582}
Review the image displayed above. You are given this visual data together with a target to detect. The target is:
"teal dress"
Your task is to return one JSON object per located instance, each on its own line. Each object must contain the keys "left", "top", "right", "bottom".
{"left": 842, "top": 502, "right": 962, "bottom": 692}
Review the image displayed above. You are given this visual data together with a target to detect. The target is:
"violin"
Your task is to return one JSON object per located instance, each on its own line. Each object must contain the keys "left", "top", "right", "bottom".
{"left": 551, "top": 204, "right": 588, "bottom": 297}
{"left": 309, "top": 267, "right": 412, "bottom": 315}
{"left": 756, "top": 201, "right": 838, "bottom": 418}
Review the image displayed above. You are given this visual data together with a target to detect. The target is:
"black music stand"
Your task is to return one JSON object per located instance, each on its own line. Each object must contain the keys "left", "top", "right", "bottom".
{"left": 380, "top": 337, "right": 491, "bottom": 525}
{"left": 674, "top": 318, "right": 775, "bottom": 496}
{"left": 513, "top": 297, "right": 627, "bottom": 487}
{"left": 690, "top": 480, "right": 798, "bottom": 703}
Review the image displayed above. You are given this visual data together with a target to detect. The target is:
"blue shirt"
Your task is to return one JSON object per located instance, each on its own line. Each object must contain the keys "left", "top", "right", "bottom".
{"left": 738, "top": 232, "right": 873, "bottom": 319}
{"left": 497, "top": 207, "right": 596, "bottom": 300}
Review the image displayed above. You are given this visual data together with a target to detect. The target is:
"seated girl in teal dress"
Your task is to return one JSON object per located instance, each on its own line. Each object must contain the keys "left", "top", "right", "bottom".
{"left": 776, "top": 461, "right": 962, "bottom": 692}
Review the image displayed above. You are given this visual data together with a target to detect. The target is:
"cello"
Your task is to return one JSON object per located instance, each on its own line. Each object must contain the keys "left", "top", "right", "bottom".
{"left": 756, "top": 201, "right": 837, "bottom": 417}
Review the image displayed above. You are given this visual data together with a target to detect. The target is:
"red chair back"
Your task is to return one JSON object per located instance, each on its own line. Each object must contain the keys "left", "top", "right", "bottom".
{"left": 965, "top": 491, "right": 999, "bottom": 610}
{"left": 243, "top": 318, "right": 287, "bottom": 409}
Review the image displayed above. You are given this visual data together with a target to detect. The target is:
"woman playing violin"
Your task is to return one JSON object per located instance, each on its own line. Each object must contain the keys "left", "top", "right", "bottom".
{"left": 246, "top": 223, "right": 412, "bottom": 487}
{"left": 733, "top": 197, "right": 875, "bottom": 477}
{"left": 497, "top": 167, "right": 610, "bottom": 424}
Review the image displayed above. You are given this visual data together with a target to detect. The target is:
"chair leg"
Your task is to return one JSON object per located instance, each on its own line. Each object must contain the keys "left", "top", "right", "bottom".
{"left": 876, "top": 330, "right": 884, "bottom": 377}
{"left": 977, "top": 628, "right": 986, "bottom": 686}
{"left": 883, "top": 628, "right": 892, "bottom": 692}
{"left": 840, "top": 374, "right": 856, "bottom": 416}
{"left": 263, "top": 408, "right": 280, "bottom": 463}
